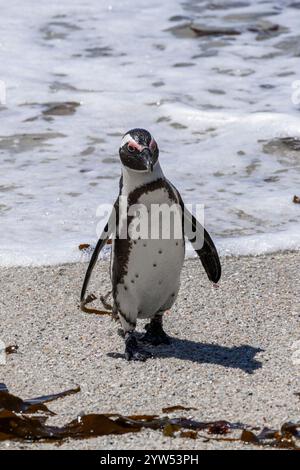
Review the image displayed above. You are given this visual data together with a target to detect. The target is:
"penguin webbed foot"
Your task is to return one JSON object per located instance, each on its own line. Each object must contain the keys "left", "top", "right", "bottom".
{"left": 141, "top": 318, "right": 170, "bottom": 345}
{"left": 124, "top": 332, "right": 149, "bottom": 361}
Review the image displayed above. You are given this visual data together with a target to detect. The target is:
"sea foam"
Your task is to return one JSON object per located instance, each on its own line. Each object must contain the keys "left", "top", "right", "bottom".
{"left": 0, "top": 0, "right": 299, "bottom": 266}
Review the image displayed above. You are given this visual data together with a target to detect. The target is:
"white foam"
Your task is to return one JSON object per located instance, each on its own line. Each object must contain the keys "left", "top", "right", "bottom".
{"left": 0, "top": 0, "right": 300, "bottom": 266}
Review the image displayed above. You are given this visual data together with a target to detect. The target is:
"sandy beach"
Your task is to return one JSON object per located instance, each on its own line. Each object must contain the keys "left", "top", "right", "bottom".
{"left": 0, "top": 251, "right": 299, "bottom": 449}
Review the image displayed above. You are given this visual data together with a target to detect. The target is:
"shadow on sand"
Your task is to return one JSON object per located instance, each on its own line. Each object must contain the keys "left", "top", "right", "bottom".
{"left": 108, "top": 336, "right": 263, "bottom": 374}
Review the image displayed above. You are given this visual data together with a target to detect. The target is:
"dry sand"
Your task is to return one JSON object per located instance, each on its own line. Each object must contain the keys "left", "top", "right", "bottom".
{"left": 0, "top": 252, "right": 299, "bottom": 450}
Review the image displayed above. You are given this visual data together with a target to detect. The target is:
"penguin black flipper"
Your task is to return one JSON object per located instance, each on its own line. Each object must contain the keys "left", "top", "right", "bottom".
{"left": 171, "top": 184, "right": 221, "bottom": 284}
{"left": 184, "top": 208, "right": 221, "bottom": 283}
{"left": 80, "top": 199, "right": 118, "bottom": 305}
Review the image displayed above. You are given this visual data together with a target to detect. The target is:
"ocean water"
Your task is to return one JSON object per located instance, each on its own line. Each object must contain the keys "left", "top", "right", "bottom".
{"left": 0, "top": 0, "right": 300, "bottom": 266}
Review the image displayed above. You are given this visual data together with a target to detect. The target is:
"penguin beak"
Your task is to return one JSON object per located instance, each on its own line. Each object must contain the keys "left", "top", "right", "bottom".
{"left": 140, "top": 147, "right": 154, "bottom": 173}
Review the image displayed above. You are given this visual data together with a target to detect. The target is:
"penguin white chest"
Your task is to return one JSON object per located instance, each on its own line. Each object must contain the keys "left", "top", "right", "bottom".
{"left": 113, "top": 187, "right": 185, "bottom": 319}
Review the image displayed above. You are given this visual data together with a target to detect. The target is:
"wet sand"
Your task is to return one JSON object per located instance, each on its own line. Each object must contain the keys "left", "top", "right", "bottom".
{"left": 0, "top": 252, "right": 299, "bottom": 449}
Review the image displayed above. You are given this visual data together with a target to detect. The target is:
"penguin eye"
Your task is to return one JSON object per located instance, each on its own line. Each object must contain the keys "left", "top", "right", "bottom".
{"left": 127, "top": 143, "right": 136, "bottom": 153}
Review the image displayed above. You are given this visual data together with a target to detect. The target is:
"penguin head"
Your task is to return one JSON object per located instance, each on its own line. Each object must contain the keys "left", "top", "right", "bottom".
{"left": 119, "top": 128, "right": 159, "bottom": 173}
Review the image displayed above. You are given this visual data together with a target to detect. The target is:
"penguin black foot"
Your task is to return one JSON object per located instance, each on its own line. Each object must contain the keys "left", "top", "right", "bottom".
{"left": 141, "top": 318, "right": 170, "bottom": 346}
{"left": 125, "top": 332, "right": 148, "bottom": 361}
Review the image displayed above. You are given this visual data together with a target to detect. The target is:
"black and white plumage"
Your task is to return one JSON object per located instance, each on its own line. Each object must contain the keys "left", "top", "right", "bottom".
{"left": 81, "top": 128, "right": 221, "bottom": 361}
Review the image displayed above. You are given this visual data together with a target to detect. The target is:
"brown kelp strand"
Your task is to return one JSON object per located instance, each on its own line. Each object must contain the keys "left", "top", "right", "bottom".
{"left": 0, "top": 384, "right": 300, "bottom": 448}
{"left": 23, "top": 386, "right": 80, "bottom": 406}
{"left": 78, "top": 239, "right": 111, "bottom": 251}
{"left": 5, "top": 345, "right": 19, "bottom": 354}
{"left": 0, "top": 389, "right": 54, "bottom": 416}
{"left": 78, "top": 243, "right": 91, "bottom": 251}
{"left": 0, "top": 385, "right": 80, "bottom": 416}
{"left": 80, "top": 293, "right": 111, "bottom": 316}
{"left": 162, "top": 405, "right": 198, "bottom": 413}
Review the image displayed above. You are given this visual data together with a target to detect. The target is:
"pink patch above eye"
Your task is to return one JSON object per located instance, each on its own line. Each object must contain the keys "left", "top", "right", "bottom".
{"left": 128, "top": 140, "right": 142, "bottom": 152}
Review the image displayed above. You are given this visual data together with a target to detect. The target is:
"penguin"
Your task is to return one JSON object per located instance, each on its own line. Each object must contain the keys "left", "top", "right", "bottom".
{"left": 81, "top": 128, "right": 221, "bottom": 361}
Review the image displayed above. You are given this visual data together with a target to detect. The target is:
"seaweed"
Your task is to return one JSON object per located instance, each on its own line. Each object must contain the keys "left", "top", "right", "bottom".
{"left": 78, "top": 243, "right": 91, "bottom": 251}
{"left": 78, "top": 239, "right": 111, "bottom": 251}
{"left": 0, "top": 385, "right": 79, "bottom": 418}
{"left": 0, "top": 384, "right": 299, "bottom": 448}
{"left": 162, "top": 405, "right": 197, "bottom": 413}
{"left": 5, "top": 345, "right": 18, "bottom": 354}
{"left": 80, "top": 293, "right": 112, "bottom": 316}
{"left": 24, "top": 386, "right": 80, "bottom": 406}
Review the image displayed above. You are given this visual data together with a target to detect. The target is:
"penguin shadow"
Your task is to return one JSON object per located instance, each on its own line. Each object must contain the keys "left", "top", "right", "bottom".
{"left": 146, "top": 337, "right": 263, "bottom": 374}
{"left": 108, "top": 335, "right": 263, "bottom": 374}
